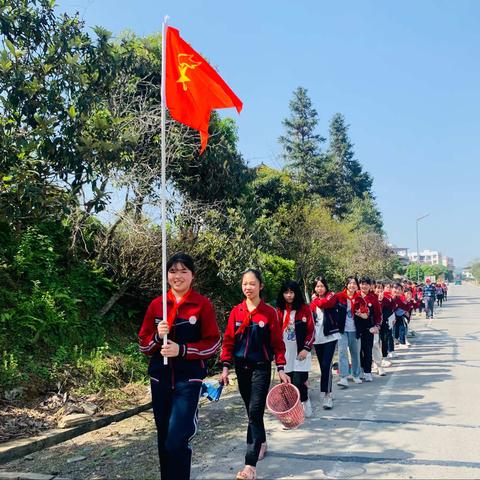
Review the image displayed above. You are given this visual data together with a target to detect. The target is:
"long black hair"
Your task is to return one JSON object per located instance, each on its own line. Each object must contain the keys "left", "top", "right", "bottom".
{"left": 276, "top": 280, "right": 305, "bottom": 311}
{"left": 314, "top": 275, "right": 330, "bottom": 295}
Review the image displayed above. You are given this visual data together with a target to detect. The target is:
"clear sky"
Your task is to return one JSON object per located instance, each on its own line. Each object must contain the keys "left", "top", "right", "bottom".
{"left": 57, "top": 0, "right": 480, "bottom": 269}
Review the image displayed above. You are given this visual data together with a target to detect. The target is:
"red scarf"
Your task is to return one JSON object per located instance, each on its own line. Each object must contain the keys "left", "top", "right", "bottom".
{"left": 282, "top": 304, "right": 293, "bottom": 332}
{"left": 236, "top": 300, "right": 259, "bottom": 335}
{"left": 166, "top": 288, "right": 193, "bottom": 328}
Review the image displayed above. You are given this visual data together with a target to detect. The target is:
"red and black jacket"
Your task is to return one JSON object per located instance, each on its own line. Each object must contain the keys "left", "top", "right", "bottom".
{"left": 220, "top": 300, "right": 286, "bottom": 370}
{"left": 355, "top": 292, "right": 382, "bottom": 333}
{"left": 138, "top": 290, "right": 221, "bottom": 382}
{"left": 377, "top": 294, "right": 394, "bottom": 329}
{"left": 335, "top": 290, "right": 359, "bottom": 335}
{"left": 276, "top": 304, "right": 314, "bottom": 354}
{"left": 310, "top": 292, "right": 341, "bottom": 337}
{"left": 403, "top": 298, "right": 418, "bottom": 320}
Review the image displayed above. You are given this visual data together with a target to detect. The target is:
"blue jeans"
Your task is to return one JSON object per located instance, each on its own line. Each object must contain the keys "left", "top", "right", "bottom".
{"left": 339, "top": 331, "right": 361, "bottom": 378}
{"left": 425, "top": 297, "right": 435, "bottom": 318}
{"left": 395, "top": 317, "right": 406, "bottom": 344}
{"left": 151, "top": 376, "right": 203, "bottom": 480}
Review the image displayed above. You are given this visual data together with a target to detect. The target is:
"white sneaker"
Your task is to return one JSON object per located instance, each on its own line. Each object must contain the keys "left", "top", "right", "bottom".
{"left": 377, "top": 367, "right": 386, "bottom": 376}
{"left": 353, "top": 377, "right": 363, "bottom": 384}
{"left": 323, "top": 395, "right": 333, "bottom": 410}
{"left": 405, "top": 340, "right": 411, "bottom": 346}
{"left": 381, "top": 359, "right": 392, "bottom": 367}
{"left": 303, "top": 399, "right": 312, "bottom": 418}
{"left": 337, "top": 377, "right": 349, "bottom": 387}
{"left": 388, "top": 352, "right": 396, "bottom": 359}
{"left": 364, "top": 373, "right": 373, "bottom": 382}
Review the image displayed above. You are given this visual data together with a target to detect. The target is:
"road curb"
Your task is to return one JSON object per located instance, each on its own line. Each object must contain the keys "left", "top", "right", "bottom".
{"left": 0, "top": 402, "right": 152, "bottom": 465}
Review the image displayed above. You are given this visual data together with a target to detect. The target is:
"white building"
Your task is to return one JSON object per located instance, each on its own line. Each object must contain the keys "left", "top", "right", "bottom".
{"left": 462, "top": 267, "right": 474, "bottom": 279}
{"left": 408, "top": 250, "right": 455, "bottom": 271}
{"left": 409, "top": 249, "right": 442, "bottom": 265}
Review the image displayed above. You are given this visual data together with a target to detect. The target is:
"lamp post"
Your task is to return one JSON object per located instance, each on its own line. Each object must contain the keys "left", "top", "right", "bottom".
{"left": 416, "top": 213, "right": 430, "bottom": 283}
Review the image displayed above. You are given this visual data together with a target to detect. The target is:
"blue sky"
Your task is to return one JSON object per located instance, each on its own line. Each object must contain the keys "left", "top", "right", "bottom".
{"left": 57, "top": 0, "right": 480, "bottom": 269}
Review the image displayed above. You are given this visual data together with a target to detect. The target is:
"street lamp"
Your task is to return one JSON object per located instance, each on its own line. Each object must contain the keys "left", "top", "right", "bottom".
{"left": 416, "top": 213, "right": 430, "bottom": 283}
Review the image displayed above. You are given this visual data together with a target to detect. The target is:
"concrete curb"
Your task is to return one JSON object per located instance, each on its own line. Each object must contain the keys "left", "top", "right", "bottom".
{"left": 0, "top": 402, "right": 152, "bottom": 465}
{"left": 0, "top": 472, "right": 69, "bottom": 479}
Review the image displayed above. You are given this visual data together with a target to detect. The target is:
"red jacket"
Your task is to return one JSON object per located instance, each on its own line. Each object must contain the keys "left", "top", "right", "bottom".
{"left": 356, "top": 292, "right": 382, "bottom": 328}
{"left": 335, "top": 290, "right": 358, "bottom": 310}
{"left": 276, "top": 304, "right": 314, "bottom": 353}
{"left": 310, "top": 292, "right": 341, "bottom": 338}
{"left": 220, "top": 300, "right": 286, "bottom": 370}
{"left": 310, "top": 292, "right": 337, "bottom": 311}
{"left": 138, "top": 290, "right": 221, "bottom": 382}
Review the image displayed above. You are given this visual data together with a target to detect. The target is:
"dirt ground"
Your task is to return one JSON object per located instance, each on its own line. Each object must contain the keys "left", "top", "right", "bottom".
{"left": 0, "top": 384, "right": 152, "bottom": 444}
{"left": 0, "top": 378, "right": 247, "bottom": 480}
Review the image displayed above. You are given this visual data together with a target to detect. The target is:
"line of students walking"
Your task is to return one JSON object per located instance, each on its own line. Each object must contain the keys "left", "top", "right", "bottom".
{"left": 138, "top": 253, "right": 444, "bottom": 480}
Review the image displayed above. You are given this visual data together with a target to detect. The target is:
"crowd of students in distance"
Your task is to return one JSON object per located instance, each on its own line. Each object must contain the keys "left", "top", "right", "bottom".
{"left": 138, "top": 253, "right": 448, "bottom": 480}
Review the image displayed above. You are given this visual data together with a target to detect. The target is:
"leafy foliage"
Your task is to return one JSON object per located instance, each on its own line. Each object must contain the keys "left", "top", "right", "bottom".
{"left": 405, "top": 263, "right": 453, "bottom": 282}
{"left": 0, "top": 5, "right": 395, "bottom": 398}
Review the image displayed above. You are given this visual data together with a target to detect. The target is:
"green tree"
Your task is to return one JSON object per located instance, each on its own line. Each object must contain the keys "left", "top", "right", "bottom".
{"left": 243, "top": 165, "right": 304, "bottom": 217}
{"left": 279, "top": 87, "right": 325, "bottom": 191}
{"left": 168, "top": 115, "right": 251, "bottom": 205}
{"left": 344, "top": 193, "right": 384, "bottom": 234}
{"left": 405, "top": 263, "right": 452, "bottom": 282}
{"left": 0, "top": 1, "right": 126, "bottom": 225}
{"left": 469, "top": 261, "right": 480, "bottom": 281}
{"left": 322, "top": 113, "right": 374, "bottom": 217}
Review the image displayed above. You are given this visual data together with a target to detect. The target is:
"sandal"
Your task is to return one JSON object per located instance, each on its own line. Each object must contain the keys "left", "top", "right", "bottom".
{"left": 236, "top": 465, "right": 257, "bottom": 480}
{"left": 258, "top": 441, "right": 268, "bottom": 461}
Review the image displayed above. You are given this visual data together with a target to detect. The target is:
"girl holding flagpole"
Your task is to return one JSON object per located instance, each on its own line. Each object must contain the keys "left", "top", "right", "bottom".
{"left": 220, "top": 269, "right": 289, "bottom": 480}
{"left": 138, "top": 253, "right": 221, "bottom": 480}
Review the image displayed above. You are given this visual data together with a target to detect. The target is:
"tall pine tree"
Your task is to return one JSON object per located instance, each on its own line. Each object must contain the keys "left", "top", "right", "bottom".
{"left": 279, "top": 87, "right": 325, "bottom": 191}
{"left": 324, "top": 113, "right": 374, "bottom": 217}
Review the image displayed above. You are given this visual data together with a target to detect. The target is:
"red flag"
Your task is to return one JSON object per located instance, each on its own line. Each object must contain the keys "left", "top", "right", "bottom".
{"left": 165, "top": 26, "right": 243, "bottom": 153}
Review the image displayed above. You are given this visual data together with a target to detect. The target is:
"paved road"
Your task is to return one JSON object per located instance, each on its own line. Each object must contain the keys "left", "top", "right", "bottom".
{"left": 2, "top": 284, "right": 479, "bottom": 479}
{"left": 197, "top": 284, "right": 480, "bottom": 479}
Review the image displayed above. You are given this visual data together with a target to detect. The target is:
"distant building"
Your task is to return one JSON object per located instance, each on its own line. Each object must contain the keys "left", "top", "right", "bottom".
{"left": 409, "top": 249, "right": 442, "bottom": 265}
{"left": 442, "top": 256, "right": 455, "bottom": 270}
{"left": 408, "top": 249, "right": 455, "bottom": 273}
{"left": 389, "top": 246, "right": 410, "bottom": 266}
{"left": 462, "top": 267, "right": 474, "bottom": 279}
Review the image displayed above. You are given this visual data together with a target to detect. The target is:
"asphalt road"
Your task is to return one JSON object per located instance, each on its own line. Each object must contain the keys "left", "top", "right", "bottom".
{"left": 3, "top": 284, "right": 479, "bottom": 480}
{"left": 196, "top": 284, "right": 480, "bottom": 479}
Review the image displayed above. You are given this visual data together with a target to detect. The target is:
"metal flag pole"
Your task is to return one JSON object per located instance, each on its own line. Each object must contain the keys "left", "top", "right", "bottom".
{"left": 161, "top": 16, "right": 169, "bottom": 365}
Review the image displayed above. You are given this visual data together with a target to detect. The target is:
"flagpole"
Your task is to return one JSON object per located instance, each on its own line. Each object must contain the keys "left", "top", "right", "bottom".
{"left": 161, "top": 15, "right": 169, "bottom": 365}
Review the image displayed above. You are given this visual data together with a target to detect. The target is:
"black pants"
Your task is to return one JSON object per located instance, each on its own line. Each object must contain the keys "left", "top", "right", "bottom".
{"left": 379, "top": 325, "right": 389, "bottom": 357}
{"left": 437, "top": 294, "right": 444, "bottom": 307}
{"left": 235, "top": 361, "right": 271, "bottom": 467}
{"left": 286, "top": 370, "right": 309, "bottom": 402}
{"left": 314, "top": 340, "right": 337, "bottom": 393}
{"left": 151, "top": 375, "right": 202, "bottom": 480}
{"left": 359, "top": 330, "right": 374, "bottom": 374}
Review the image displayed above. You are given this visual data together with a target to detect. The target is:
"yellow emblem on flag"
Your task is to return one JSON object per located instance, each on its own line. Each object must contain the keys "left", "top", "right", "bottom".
{"left": 177, "top": 53, "right": 202, "bottom": 91}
